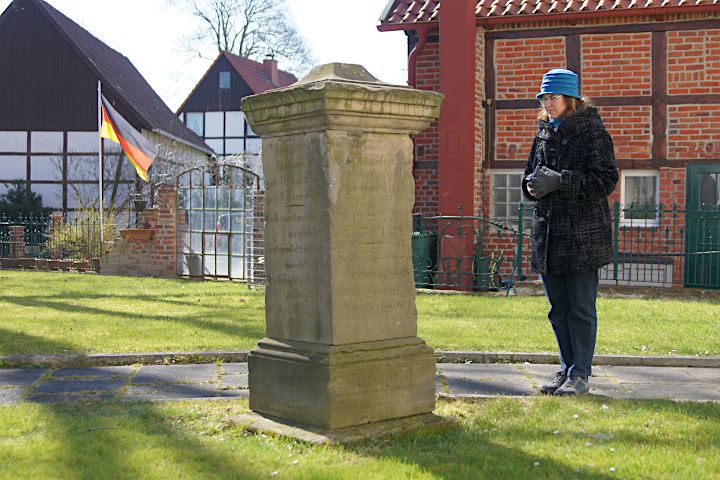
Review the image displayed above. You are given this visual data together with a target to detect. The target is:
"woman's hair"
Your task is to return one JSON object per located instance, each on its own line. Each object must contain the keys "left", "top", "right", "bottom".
{"left": 538, "top": 95, "right": 593, "bottom": 121}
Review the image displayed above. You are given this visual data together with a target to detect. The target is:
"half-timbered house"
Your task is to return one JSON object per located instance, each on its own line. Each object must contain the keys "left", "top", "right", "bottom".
{"left": 176, "top": 52, "right": 297, "bottom": 177}
{"left": 379, "top": 0, "right": 720, "bottom": 287}
{"left": 0, "top": 0, "right": 213, "bottom": 214}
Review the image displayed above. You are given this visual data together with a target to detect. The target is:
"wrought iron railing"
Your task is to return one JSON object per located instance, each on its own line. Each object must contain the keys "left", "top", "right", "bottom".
{"left": 597, "top": 202, "right": 717, "bottom": 289}
{"left": 412, "top": 208, "right": 524, "bottom": 293}
{"left": 3, "top": 201, "right": 717, "bottom": 290}
{"left": 0, "top": 214, "right": 112, "bottom": 270}
{"left": 413, "top": 202, "right": 720, "bottom": 291}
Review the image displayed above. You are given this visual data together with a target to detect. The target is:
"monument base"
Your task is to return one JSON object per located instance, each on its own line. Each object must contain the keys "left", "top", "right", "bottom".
{"left": 248, "top": 337, "right": 437, "bottom": 430}
{"left": 225, "top": 411, "right": 457, "bottom": 445}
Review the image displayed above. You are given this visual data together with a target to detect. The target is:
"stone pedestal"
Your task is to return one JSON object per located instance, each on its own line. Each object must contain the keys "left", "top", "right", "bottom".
{"left": 242, "top": 64, "right": 443, "bottom": 430}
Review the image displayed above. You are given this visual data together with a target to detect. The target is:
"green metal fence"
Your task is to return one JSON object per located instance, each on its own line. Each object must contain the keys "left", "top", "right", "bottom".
{"left": 412, "top": 202, "right": 720, "bottom": 291}
{"left": 0, "top": 214, "right": 110, "bottom": 270}
{"left": 412, "top": 209, "right": 523, "bottom": 293}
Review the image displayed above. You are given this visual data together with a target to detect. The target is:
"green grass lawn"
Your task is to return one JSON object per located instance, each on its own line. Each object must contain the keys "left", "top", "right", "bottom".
{"left": 1, "top": 271, "right": 720, "bottom": 479}
{"left": 1, "top": 397, "right": 718, "bottom": 479}
{"left": 1, "top": 270, "right": 718, "bottom": 358}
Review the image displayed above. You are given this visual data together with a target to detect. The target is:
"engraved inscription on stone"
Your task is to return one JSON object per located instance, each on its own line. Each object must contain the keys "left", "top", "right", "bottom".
{"left": 263, "top": 131, "right": 418, "bottom": 344}
{"left": 263, "top": 134, "right": 331, "bottom": 343}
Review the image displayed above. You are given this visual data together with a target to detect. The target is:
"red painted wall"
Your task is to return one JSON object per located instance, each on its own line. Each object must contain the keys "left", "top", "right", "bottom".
{"left": 438, "top": 0, "right": 476, "bottom": 216}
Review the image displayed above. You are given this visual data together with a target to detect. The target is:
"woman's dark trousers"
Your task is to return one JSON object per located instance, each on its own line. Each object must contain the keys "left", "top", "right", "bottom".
{"left": 541, "top": 270, "right": 599, "bottom": 379}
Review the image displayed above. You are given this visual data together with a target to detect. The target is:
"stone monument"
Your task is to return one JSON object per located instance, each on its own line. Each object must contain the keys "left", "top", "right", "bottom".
{"left": 239, "top": 63, "right": 444, "bottom": 437}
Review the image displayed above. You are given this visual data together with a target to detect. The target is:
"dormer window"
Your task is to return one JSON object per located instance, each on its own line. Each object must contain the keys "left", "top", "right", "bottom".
{"left": 219, "top": 71, "right": 230, "bottom": 89}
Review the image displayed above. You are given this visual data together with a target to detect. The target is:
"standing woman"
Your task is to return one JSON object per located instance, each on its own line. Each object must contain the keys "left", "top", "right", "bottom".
{"left": 522, "top": 69, "right": 618, "bottom": 396}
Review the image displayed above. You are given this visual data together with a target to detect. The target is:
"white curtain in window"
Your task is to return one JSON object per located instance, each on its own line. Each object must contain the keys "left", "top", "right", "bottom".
{"left": 626, "top": 176, "right": 656, "bottom": 206}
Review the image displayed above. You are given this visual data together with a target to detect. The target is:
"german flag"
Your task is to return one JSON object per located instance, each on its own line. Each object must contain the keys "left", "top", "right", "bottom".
{"left": 100, "top": 95, "right": 158, "bottom": 181}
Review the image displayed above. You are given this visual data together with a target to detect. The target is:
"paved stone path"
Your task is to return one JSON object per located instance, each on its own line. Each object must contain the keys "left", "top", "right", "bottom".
{"left": 437, "top": 362, "right": 720, "bottom": 401}
{"left": 2, "top": 362, "right": 719, "bottom": 405}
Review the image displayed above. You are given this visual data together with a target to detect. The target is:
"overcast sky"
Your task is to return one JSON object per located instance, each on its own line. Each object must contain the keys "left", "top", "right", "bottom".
{"left": 0, "top": 0, "right": 408, "bottom": 110}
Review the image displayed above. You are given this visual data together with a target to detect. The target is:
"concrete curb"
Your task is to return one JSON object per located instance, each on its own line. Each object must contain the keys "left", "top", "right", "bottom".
{"left": 2, "top": 350, "right": 719, "bottom": 369}
{"left": 0, "top": 351, "right": 248, "bottom": 368}
{"left": 435, "top": 351, "right": 720, "bottom": 368}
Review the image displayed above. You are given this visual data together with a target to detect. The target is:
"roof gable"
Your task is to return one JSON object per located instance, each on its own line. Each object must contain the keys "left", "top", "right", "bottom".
{"left": 223, "top": 52, "right": 297, "bottom": 94}
{"left": 380, "top": 0, "right": 720, "bottom": 28}
{"left": 1, "top": 0, "right": 211, "bottom": 154}
{"left": 176, "top": 51, "right": 297, "bottom": 114}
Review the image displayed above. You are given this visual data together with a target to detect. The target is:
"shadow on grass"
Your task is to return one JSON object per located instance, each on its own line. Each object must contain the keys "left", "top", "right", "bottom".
{"left": 0, "top": 291, "right": 265, "bottom": 355}
{"left": 15, "top": 401, "right": 270, "bottom": 480}
{"left": 346, "top": 396, "right": 720, "bottom": 479}
{"left": 4, "top": 395, "right": 720, "bottom": 478}
{"left": 0, "top": 326, "right": 80, "bottom": 357}
{"left": 345, "top": 421, "right": 617, "bottom": 479}
{"left": 3, "top": 398, "right": 615, "bottom": 480}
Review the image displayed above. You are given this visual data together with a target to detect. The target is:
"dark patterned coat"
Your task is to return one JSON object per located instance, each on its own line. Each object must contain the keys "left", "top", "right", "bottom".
{"left": 521, "top": 106, "right": 618, "bottom": 275}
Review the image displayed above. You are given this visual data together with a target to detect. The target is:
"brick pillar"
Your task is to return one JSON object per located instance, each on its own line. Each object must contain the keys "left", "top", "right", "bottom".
{"left": 137, "top": 209, "right": 158, "bottom": 230}
{"left": 9, "top": 226, "right": 24, "bottom": 258}
{"left": 154, "top": 186, "right": 178, "bottom": 275}
{"left": 101, "top": 185, "right": 178, "bottom": 277}
{"left": 439, "top": 0, "right": 476, "bottom": 215}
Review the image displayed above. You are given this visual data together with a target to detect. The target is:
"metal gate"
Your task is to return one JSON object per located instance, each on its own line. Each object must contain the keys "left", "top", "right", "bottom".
{"left": 685, "top": 164, "right": 720, "bottom": 289}
{"left": 176, "top": 164, "right": 260, "bottom": 280}
{"left": 248, "top": 193, "right": 265, "bottom": 287}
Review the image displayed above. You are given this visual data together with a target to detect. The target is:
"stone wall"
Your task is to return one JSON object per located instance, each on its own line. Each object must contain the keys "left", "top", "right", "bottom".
{"left": 101, "top": 186, "right": 177, "bottom": 278}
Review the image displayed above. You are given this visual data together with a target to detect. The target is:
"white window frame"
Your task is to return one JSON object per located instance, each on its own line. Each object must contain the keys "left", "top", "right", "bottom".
{"left": 620, "top": 169, "right": 661, "bottom": 227}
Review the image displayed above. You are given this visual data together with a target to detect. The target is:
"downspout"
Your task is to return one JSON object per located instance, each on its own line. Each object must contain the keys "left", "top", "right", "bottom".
{"left": 408, "top": 23, "right": 431, "bottom": 88}
{"left": 408, "top": 23, "right": 431, "bottom": 211}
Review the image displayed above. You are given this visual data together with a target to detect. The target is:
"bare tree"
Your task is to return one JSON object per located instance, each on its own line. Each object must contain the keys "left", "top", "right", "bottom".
{"left": 168, "top": 0, "right": 315, "bottom": 76}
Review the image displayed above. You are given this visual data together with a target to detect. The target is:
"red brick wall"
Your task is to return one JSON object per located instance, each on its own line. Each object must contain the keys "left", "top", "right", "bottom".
{"left": 495, "top": 110, "right": 538, "bottom": 162}
{"left": 493, "top": 37, "right": 566, "bottom": 165}
{"left": 582, "top": 33, "right": 652, "bottom": 97}
{"left": 409, "top": 15, "right": 719, "bottom": 219}
{"left": 667, "top": 30, "right": 720, "bottom": 161}
{"left": 413, "top": 35, "right": 441, "bottom": 216}
{"left": 668, "top": 105, "right": 720, "bottom": 160}
{"left": 659, "top": 167, "right": 687, "bottom": 209}
{"left": 659, "top": 167, "right": 687, "bottom": 285}
{"left": 668, "top": 29, "right": 720, "bottom": 94}
{"left": 402, "top": 13, "right": 720, "bottom": 288}
{"left": 487, "top": 22, "right": 717, "bottom": 206}
{"left": 495, "top": 37, "right": 566, "bottom": 100}
{"left": 601, "top": 106, "right": 652, "bottom": 160}
{"left": 474, "top": 29, "right": 487, "bottom": 217}
{"left": 101, "top": 186, "right": 178, "bottom": 278}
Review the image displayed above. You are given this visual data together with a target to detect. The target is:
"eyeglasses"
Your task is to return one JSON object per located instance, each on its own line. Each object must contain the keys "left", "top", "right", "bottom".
{"left": 539, "top": 95, "right": 563, "bottom": 105}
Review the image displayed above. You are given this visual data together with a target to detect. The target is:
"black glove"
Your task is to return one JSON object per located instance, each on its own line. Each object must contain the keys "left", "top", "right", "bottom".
{"left": 527, "top": 166, "right": 561, "bottom": 199}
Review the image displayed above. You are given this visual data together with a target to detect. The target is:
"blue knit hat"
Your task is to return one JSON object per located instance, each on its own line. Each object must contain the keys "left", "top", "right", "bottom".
{"left": 536, "top": 69, "right": 580, "bottom": 99}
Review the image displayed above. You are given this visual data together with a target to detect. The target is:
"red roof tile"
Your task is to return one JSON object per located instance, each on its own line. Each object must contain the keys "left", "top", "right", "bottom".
{"left": 223, "top": 52, "right": 297, "bottom": 94}
{"left": 380, "top": 0, "right": 720, "bottom": 27}
{"left": 174, "top": 52, "right": 298, "bottom": 114}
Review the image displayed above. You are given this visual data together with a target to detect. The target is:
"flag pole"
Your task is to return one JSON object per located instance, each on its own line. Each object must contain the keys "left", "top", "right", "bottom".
{"left": 97, "top": 81, "right": 104, "bottom": 244}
